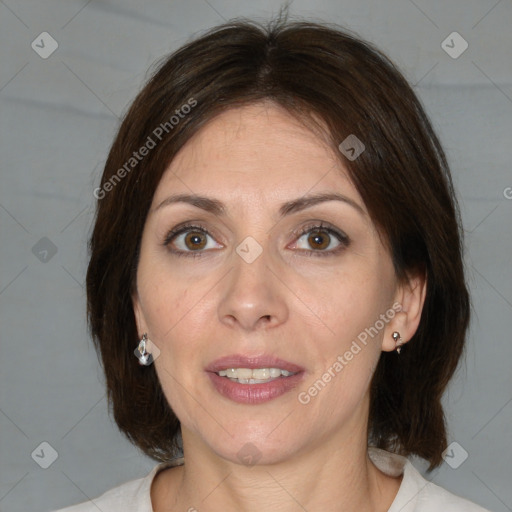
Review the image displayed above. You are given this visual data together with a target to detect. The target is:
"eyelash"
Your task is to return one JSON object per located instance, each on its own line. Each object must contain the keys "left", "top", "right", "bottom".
{"left": 162, "top": 222, "right": 350, "bottom": 258}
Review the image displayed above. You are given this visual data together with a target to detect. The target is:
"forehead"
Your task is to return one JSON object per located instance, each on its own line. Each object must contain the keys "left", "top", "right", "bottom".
{"left": 152, "top": 103, "right": 361, "bottom": 210}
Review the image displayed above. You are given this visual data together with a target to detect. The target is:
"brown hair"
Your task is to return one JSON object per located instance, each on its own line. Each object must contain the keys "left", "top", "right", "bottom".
{"left": 86, "top": 14, "right": 470, "bottom": 470}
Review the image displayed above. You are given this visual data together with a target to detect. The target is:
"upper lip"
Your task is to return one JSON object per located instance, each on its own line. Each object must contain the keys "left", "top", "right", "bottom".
{"left": 206, "top": 354, "right": 305, "bottom": 373}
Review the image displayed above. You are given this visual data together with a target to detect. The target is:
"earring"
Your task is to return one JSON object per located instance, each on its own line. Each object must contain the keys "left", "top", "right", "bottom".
{"left": 392, "top": 331, "right": 404, "bottom": 354}
{"left": 136, "top": 333, "right": 152, "bottom": 365}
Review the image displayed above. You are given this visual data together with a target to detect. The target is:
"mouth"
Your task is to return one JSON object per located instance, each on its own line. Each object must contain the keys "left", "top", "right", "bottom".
{"left": 205, "top": 355, "right": 305, "bottom": 404}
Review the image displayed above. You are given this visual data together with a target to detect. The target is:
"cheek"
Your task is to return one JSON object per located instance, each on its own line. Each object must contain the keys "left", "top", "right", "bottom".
{"left": 143, "top": 284, "right": 204, "bottom": 352}
{"left": 137, "top": 245, "right": 202, "bottom": 341}
{"left": 142, "top": 279, "right": 211, "bottom": 420}
{"left": 297, "top": 266, "right": 391, "bottom": 406}
{"left": 305, "top": 263, "right": 388, "bottom": 346}
{"left": 299, "top": 329, "right": 381, "bottom": 427}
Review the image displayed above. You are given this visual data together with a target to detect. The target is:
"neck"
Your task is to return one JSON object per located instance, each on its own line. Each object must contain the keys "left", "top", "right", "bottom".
{"left": 152, "top": 403, "right": 401, "bottom": 511}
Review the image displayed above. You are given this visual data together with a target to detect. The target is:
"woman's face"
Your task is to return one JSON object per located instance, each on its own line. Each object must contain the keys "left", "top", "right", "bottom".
{"left": 133, "top": 103, "right": 408, "bottom": 465}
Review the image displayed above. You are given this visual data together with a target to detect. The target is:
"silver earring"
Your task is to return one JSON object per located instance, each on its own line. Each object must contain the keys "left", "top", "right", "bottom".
{"left": 392, "top": 331, "right": 404, "bottom": 354}
{"left": 136, "top": 333, "right": 152, "bottom": 365}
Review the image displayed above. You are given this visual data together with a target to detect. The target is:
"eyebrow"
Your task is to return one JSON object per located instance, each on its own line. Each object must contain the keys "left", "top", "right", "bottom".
{"left": 153, "top": 192, "right": 366, "bottom": 218}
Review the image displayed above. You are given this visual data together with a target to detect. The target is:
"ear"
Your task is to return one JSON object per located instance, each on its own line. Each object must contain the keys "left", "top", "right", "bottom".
{"left": 382, "top": 268, "right": 427, "bottom": 352}
{"left": 132, "top": 289, "right": 148, "bottom": 338}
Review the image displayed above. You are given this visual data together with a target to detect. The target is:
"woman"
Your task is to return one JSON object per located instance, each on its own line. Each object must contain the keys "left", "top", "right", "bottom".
{"left": 56, "top": 14, "right": 491, "bottom": 512}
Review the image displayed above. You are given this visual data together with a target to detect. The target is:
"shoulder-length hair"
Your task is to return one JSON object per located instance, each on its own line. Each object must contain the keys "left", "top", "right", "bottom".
{"left": 86, "top": 15, "right": 470, "bottom": 470}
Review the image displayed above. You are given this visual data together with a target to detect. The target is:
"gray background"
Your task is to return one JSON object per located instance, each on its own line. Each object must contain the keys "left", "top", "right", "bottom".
{"left": 0, "top": 0, "right": 511, "bottom": 511}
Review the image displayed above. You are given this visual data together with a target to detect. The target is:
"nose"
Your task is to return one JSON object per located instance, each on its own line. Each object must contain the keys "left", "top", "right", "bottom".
{"left": 217, "top": 244, "right": 289, "bottom": 332}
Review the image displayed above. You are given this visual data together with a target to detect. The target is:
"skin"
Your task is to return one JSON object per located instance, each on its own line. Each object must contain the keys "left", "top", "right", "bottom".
{"left": 132, "top": 102, "right": 427, "bottom": 512}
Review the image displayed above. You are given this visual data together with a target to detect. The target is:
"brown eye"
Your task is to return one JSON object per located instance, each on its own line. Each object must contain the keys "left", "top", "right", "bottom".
{"left": 163, "top": 224, "right": 222, "bottom": 257}
{"left": 292, "top": 223, "right": 350, "bottom": 256}
{"left": 184, "top": 231, "right": 207, "bottom": 250}
{"left": 307, "top": 230, "right": 331, "bottom": 250}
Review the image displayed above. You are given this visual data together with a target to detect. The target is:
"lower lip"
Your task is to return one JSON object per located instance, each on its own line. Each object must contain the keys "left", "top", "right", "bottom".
{"left": 207, "top": 371, "right": 305, "bottom": 404}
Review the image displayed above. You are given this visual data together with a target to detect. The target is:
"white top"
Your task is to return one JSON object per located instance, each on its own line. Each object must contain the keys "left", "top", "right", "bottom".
{"left": 54, "top": 447, "right": 491, "bottom": 511}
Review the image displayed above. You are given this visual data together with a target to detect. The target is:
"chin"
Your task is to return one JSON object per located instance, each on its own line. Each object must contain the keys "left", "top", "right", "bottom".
{"left": 195, "top": 418, "right": 307, "bottom": 467}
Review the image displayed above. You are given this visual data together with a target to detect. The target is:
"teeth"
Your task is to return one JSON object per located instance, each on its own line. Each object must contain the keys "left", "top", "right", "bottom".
{"left": 236, "top": 368, "right": 253, "bottom": 379}
{"left": 236, "top": 378, "right": 275, "bottom": 384}
{"left": 252, "top": 368, "right": 269, "bottom": 379}
{"left": 216, "top": 367, "right": 296, "bottom": 380}
{"left": 269, "top": 368, "right": 281, "bottom": 378}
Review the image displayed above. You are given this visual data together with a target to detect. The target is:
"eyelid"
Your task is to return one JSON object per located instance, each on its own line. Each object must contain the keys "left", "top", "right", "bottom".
{"left": 291, "top": 221, "right": 349, "bottom": 244}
